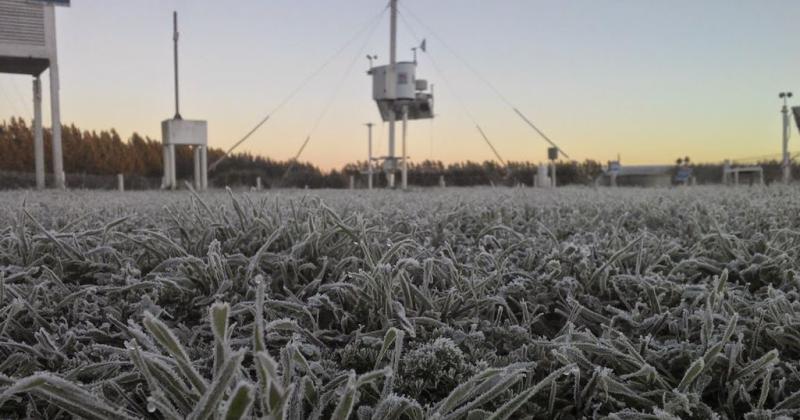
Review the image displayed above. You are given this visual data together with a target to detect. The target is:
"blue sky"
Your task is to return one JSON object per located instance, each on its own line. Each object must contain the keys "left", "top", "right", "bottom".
{"left": 1, "top": 0, "right": 799, "bottom": 169}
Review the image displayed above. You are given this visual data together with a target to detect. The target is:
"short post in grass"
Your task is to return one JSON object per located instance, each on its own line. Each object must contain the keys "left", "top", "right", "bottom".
{"left": 548, "top": 147, "right": 558, "bottom": 187}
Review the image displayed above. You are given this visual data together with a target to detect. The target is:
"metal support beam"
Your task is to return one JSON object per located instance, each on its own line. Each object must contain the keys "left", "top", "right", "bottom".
{"left": 33, "top": 77, "right": 44, "bottom": 190}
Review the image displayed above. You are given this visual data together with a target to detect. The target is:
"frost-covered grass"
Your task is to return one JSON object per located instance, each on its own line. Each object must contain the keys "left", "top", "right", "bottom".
{"left": 1, "top": 186, "right": 800, "bottom": 419}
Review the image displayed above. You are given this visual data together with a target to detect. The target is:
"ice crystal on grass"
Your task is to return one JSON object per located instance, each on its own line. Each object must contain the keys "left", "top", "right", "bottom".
{"left": 1, "top": 186, "right": 800, "bottom": 418}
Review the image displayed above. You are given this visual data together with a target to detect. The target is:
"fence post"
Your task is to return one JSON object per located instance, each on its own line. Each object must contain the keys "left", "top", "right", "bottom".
{"left": 117, "top": 174, "right": 124, "bottom": 192}
{"left": 256, "top": 176, "right": 262, "bottom": 191}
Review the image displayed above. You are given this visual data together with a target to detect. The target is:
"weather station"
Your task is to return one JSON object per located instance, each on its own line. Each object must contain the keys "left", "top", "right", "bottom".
{"left": 161, "top": 11, "right": 208, "bottom": 190}
{"left": 0, "top": 0, "right": 69, "bottom": 189}
{"left": 367, "top": 0, "right": 434, "bottom": 190}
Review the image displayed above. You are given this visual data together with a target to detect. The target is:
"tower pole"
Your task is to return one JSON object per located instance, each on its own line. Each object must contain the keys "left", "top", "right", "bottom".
{"left": 389, "top": 0, "right": 397, "bottom": 91}
{"left": 367, "top": 123, "right": 374, "bottom": 190}
{"left": 173, "top": 11, "right": 181, "bottom": 119}
{"left": 387, "top": 0, "right": 398, "bottom": 188}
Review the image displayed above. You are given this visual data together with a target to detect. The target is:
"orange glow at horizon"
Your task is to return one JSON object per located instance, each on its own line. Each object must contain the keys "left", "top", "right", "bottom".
{"left": 1, "top": 0, "right": 797, "bottom": 172}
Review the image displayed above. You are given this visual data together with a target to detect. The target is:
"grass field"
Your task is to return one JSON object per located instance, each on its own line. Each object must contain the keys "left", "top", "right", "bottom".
{"left": 1, "top": 186, "right": 799, "bottom": 419}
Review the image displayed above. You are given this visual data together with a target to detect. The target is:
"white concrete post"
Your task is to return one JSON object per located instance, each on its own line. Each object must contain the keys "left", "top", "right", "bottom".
{"left": 537, "top": 163, "right": 549, "bottom": 188}
{"left": 193, "top": 145, "right": 201, "bottom": 189}
{"left": 46, "top": 6, "right": 65, "bottom": 190}
{"left": 162, "top": 145, "right": 170, "bottom": 188}
{"left": 387, "top": 109, "right": 396, "bottom": 188}
{"left": 49, "top": 63, "right": 64, "bottom": 189}
{"left": 200, "top": 145, "right": 208, "bottom": 190}
{"left": 551, "top": 161, "right": 557, "bottom": 187}
{"left": 117, "top": 174, "right": 124, "bottom": 191}
{"left": 722, "top": 160, "right": 731, "bottom": 185}
{"left": 256, "top": 176, "right": 262, "bottom": 191}
{"left": 401, "top": 106, "right": 408, "bottom": 190}
{"left": 349, "top": 175, "right": 355, "bottom": 190}
{"left": 33, "top": 77, "right": 45, "bottom": 190}
{"left": 168, "top": 144, "right": 177, "bottom": 189}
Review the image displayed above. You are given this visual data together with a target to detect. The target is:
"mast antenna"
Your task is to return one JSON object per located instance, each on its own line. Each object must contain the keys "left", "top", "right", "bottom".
{"left": 173, "top": 11, "right": 181, "bottom": 119}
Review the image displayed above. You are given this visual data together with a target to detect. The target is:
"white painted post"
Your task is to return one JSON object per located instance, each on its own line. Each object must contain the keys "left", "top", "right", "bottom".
{"left": 33, "top": 77, "right": 45, "bottom": 190}
{"left": 722, "top": 160, "right": 731, "bottom": 185}
{"left": 537, "top": 163, "right": 550, "bottom": 188}
{"left": 46, "top": 5, "right": 64, "bottom": 190}
{"left": 117, "top": 174, "right": 124, "bottom": 191}
{"left": 200, "top": 145, "right": 208, "bottom": 190}
{"left": 193, "top": 145, "right": 201, "bottom": 189}
{"left": 49, "top": 65, "right": 64, "bottom": 189}
{"left": 162, "top": 145, "right": 170, "bottom": 188}
{"left": 256, "top": 176, "right": 262, "bottom": 191}
{"left": 168, "top": 144, "right": 177, "bottom": 189}
{"left": 349, "top": 175, "right": 355, "bottom": 190}
{"left": 387, "top": 110, "right": 396, "bottom": 188}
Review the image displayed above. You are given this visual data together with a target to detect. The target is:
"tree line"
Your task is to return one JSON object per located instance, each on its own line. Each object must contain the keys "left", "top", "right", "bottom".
{"left": 1, "top": 117, "right": 795, "bottom": 189}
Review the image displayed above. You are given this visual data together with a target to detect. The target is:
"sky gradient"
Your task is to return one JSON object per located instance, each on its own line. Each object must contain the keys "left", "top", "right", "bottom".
{"left": 1, "top": 0, "right": 799, "bottom": 170}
